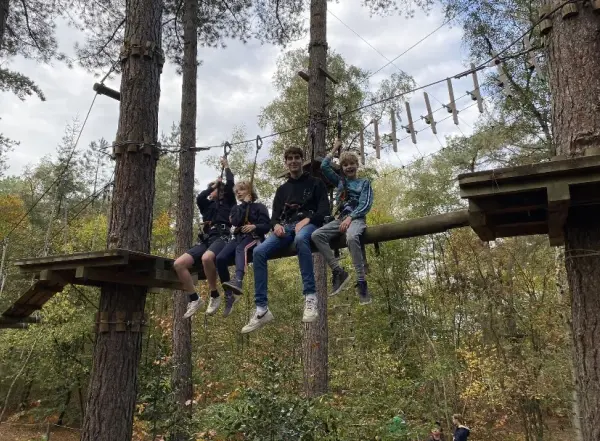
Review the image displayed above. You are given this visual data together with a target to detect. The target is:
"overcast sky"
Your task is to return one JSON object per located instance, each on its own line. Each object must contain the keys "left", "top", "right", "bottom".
{"left": 1, "top": 1, "right": 484, "bottom": 187}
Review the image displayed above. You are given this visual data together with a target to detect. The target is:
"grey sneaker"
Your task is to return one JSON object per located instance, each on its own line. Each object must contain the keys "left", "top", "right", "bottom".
{"left": 223, "top": 290, "right": 241, "bottom": 317}
{"left": 241, "top": 308, "right": 274, "bottom": 333}
{"left": 205, "top": 296, "right": 222, "bottom": 316}
{"left": 222, "top": 279, "right": 243, "bottom": 295}
{"left": 183, "top": 299, "right": 204, "bottom": 319}
{"left": 302, "top": 296, "right": 319, "bottom": 322}
{"left": 330, "top": 268, "right": 350, "bottom": 297}
{"left": 356, "top": 281, "right": 372, "bottom": 305}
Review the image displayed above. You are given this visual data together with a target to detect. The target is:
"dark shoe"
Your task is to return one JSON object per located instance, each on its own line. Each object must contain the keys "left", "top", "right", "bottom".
{"left": 330, "top": 268, "right": 350, "bottom": 297}
{"left": 222, "top": 279, "right": 243, "bottom": 295}
{"left": 356, "top": 281, "right": 372, "bottom": 305}
{"left": 223, "top": 290, "right": 241, "bottom": 317}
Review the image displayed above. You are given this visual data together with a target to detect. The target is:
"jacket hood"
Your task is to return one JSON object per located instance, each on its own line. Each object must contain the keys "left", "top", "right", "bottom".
{"left": 287, "top": 171, "right": 311, "bottom": 183}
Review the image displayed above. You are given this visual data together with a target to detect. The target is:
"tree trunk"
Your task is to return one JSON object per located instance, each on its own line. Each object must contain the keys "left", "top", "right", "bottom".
{"left": 302, "top": 0, "right": 328, "bottom": 397}
{"left": 545, "top": 3, "right": 600, "bottom": 441}
{"left": 171, "top": 0, "right": 197, "bottom": 438}
{"left": 0, "top": 0, "right": 8, "bottom": 48}
{"left": 80, "top": 0, "right": 162, "bottom": 439}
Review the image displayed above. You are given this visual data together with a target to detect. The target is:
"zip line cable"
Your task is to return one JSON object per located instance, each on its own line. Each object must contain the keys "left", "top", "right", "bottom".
{"left": 329, "top": 8, "right": 474, "bottom": 130}
{"left": 163, "top": 42, "right": 539, "bottom": 154}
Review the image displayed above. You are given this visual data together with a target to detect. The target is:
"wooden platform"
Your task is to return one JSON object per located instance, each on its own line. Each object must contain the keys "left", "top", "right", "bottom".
{"left": 3, "top": 249, "right": 198, "bottom": 320}
{"left": 458, "top": 154, "right": 600, "bottom": 246}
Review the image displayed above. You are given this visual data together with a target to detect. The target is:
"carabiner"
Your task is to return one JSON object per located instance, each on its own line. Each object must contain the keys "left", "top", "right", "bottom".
{"left": 256, "top": 135, "right": 263, "bottom": 151}
{"left": 223, "top": 141, "right": 232, "bottom": 157}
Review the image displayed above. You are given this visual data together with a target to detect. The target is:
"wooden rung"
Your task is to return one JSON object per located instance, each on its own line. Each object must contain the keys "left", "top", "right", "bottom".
{"left": 404, "top": 101, "right": 417, "bottom": 145}
{"left": 373, "top": 119, "right": 380, "bottom": 159}
{"left": 469, "top": 63, "right": 484, "bottom": 113}
{"left": 390, "top": 108, "right": 398, "bottom": 152}
{"left": 422, "top": 92, "right": 437, "bottom": 134}
{"left": 446, "top": 78, "right": 459, "bottom": 125}
{"left": 359, "top": 127, "right": 365, "bottom": 165}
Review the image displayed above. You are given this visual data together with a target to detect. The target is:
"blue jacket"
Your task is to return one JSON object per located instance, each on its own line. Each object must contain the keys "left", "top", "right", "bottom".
{"left": 321, "top": 157, "right": 373, "bottom": 219}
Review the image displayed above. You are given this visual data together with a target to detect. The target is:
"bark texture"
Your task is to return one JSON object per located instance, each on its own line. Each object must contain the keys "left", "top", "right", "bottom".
{"left": 171, "top": 0, "right": 197, "bottom": 438}
{"left": 0, "top": 0, "right": 8, "bottom": 47}
{"left": 302, "top": 0, "right": 328, "bottom": 398}
{"left": 545, "top": 3, "right": 600, "bottom": 440}
{"left": 80, "top": 0, "right": 162, "bottom": 439}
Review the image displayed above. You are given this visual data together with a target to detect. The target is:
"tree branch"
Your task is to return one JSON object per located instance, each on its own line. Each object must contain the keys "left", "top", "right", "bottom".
{"left": 275, "top": 0, "right": 289, "bottom": 43}
{"left": 20, "top": 0, "right": 42, "bottom": 51}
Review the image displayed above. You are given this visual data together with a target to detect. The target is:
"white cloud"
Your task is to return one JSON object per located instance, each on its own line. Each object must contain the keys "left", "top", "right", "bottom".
{"left": 0, "top": 2, "right": 482, "bottom": 187}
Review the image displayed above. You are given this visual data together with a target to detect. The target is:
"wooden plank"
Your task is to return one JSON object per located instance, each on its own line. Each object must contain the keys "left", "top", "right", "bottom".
{"left": 15, "top": 249, "right": 128, "bottom": 267}
{"left": 75, "top": 266, "right": 186, "bottom": 290}
{"left": 459, "top": 172, "right": 600, "bottom": 199}
{"left": 458, "top": 155, "right": 600, "bottom": 187}
{"left": 468, "top": 201, "right": 496, "bottom": 242}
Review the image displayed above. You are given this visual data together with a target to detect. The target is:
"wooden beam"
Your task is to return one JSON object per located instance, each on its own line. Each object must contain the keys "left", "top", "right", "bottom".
{"left": 0, "top": 323, "right": 29, "bottom": 329}
{"left": 0, "top": 316, "right": 41, "bottom": 324}
{"left": 192, "top": 210, "right": 470, "bottom": 280}
{"left": 93, "top": 83, "right": 121, "bottom": 101}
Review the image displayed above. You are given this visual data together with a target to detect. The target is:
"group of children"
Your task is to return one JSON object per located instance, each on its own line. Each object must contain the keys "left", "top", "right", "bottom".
{"left": 173, "top": 139, "right": 373, "bottom": 334}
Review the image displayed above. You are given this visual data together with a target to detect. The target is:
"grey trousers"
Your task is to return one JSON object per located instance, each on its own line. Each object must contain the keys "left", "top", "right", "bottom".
{"left": 311, "top": 218, "right": 367, "bottom": 280}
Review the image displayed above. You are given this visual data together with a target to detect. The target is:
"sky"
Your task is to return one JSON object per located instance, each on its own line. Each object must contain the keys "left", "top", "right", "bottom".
{"left": 1, "top": 1, "right": 486, "bottom": 188}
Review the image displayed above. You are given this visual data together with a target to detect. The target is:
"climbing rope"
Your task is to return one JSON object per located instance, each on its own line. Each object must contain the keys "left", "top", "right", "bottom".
{"left": 215, "top": 141, "right": 232, "bottom": 204}
{"left": 244, "top": 135, "right": 263, "bottom": 224}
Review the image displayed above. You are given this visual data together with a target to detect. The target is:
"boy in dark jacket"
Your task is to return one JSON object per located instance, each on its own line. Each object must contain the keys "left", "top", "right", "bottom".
{"left": 173, "top": 157, "right": 236, "bottom": 319}
{"left": 452, "top": 414, "right": 470, "bottom": 441}
{"left": 241, "top": 146, "right": 330, "bottom": 334}
{"left": 211, "top": 180, "right": 270, "bottom": 317}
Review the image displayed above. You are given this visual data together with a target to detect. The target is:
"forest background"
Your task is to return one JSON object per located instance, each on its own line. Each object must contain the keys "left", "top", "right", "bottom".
{"left": 0, "top": 0, "right": 574, "bottom": 440}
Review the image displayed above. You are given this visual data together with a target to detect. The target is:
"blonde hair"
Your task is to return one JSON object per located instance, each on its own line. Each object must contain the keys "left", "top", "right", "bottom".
{"left": 234, "top": 180, "right": 258, "bottom": 201}
{"left": 339, "top": 151, "right": 359, "bottom": 167}
{"left": 452, "top": 414, "right": 464, "bottom": 425}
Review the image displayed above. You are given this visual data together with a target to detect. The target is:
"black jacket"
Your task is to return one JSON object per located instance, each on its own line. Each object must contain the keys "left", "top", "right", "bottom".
{"left": 454, "top": 426, "right": 470, "bottom": 441}
{"left": 196, "top": 168, "right": 236, "bottom": 235}
{"left": 229, "top": 201, "right": 271, "bottom": 237}
{"left": 271, "top": 172, "right": 330, "bottom": 227}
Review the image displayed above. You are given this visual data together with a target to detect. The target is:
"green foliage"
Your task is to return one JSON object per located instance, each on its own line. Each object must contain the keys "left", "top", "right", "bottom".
{"left": 198, "top": 356, "right": 342, "bottom": 441}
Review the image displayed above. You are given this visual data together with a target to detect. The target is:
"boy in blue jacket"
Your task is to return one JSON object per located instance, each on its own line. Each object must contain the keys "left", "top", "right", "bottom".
{"left": 311, "top": 139, "right": 374, "bottom": 304}
{"left": 212, "top": 181, "right": 270, "bottom": 317}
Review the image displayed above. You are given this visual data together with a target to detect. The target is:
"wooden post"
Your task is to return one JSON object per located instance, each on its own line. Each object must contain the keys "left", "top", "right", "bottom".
{"left": 304, "top": 0, "right": 329, "bottom": 398}
{"left": 545, "top": 2, "right": 600, "bottom": 441}
{"left": 171, "top": 0, "right": 196, "bottom": 439}
{"left": 80, "top": 0, "right": 163, "bottom": 440}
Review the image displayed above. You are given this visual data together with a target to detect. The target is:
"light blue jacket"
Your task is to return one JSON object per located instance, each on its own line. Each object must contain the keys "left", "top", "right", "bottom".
{"left": 321, "top": 157, "right": 373, "bottom": 219}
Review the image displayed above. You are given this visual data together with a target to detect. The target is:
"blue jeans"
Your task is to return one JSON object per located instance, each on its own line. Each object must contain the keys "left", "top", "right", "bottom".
{"left": 252, "top": 222, "right": 318, "bottom": 307}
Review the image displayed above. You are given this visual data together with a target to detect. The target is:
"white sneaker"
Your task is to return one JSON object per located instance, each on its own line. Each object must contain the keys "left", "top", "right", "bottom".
{"left": 302, "top": 296, "right": 318, "bottom": 323}
{"left": 205, "top": 296, "right": 222, "bottom": 316}
{"left": 183, "top": 299, "right": 204, "bottom": 319}
{"left": 241, "top": 308, "right": 274, "bottom": 334}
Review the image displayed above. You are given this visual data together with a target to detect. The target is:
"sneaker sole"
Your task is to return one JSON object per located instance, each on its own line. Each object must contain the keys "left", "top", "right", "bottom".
{"left": 329, "top": 274, "right": 351, "bottom": 297}
{"left": 241, "top": 313, "right": 274, "bottom": 334}
{"left": 302, "top": 312, "right": 319, "bottom": 323}
{"left": 183, "top": 302, "right": 205, "bottom": 319}
{"left": 223, "top": 297, "right": 241, "bottom": 318}
{"left": 222, "top": 282, "right": 243, "bottom": 295}
{"left": 359, "top": 298, "right": 372, "bottom": 305}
